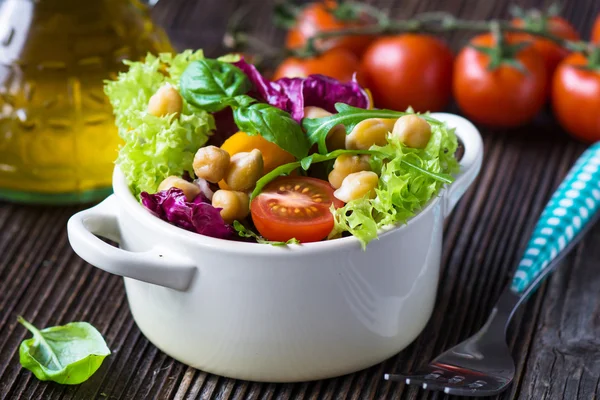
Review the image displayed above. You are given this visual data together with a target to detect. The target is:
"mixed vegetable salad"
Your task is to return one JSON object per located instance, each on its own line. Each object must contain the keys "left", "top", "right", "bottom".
{"left": 104, "top": 50, "right": 459, "bottom": 247}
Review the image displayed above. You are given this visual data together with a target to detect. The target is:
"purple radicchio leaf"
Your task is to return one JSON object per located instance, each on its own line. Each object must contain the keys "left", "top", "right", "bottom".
{"left": 233, "top": 58, "right": 290, "bottom": 111}
{"left": 233, "top": 58, "right": 369, "bottom": 122}
{"left": 141, "top": 188, "right": 234, "bottom": 239}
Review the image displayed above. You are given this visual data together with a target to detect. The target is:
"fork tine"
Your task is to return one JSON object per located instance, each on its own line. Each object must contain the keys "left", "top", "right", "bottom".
{"left": 420, "top": 380, "right": 450, "bottom": 392}
{"left": 386, "top": 367, "right": 510, "bottom": 397}
{"left": 385, "top": 370, "right": 451, "bottom": 386}
{"left": 383, "top": 373, "right": 404, "bottom": 382}
{"left": 442, "top": 375, "right": 502, "bottom": 395}
{"left": 384, "top": 373, "right": 425, "bottom": 386}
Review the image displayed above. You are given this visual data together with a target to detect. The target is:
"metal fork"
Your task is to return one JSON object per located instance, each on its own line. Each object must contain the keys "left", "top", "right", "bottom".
{"left": 385, "top": 142, "right": 600, "bottom": 397}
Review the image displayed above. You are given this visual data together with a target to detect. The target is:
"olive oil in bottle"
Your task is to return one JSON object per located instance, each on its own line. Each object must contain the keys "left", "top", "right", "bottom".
{"left": 0, "top": 0, "right": 173, "bottom": 203}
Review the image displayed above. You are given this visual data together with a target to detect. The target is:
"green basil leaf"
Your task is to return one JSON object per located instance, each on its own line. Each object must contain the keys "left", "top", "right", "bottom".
{"left": 18, "top": 316, "right": 110, "bottom": 385}
{"left": 180, "top": 59, "right": 251, "bottom": 112}
{"left": 234, "top": 93, "right": 256, "bottom": 108}
{"left": 302, "top": 103, "right": 443, "bottom": 154}
{"left": 233, "top": 99, "right": 310, "bottom": 159}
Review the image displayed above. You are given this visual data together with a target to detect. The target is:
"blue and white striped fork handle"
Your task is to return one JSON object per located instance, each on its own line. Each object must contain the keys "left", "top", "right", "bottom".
{"left": 512, "top": 142, "right": 600, "bottom": 294}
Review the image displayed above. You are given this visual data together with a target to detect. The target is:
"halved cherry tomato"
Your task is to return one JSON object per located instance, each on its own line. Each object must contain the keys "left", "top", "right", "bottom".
{"left": 512, "top": 16, "right": 580, "bottom": 94}
{"left": 359, "top": 34, "right": 454, "bottom": 112}
{"left": 286, "top": 1, "right": 373, "bottom": 57}
{"left": 453, "top": 33, "right": 547, "bottom": 127}
{"left": 592, "top": 14, "right": 600, "bottom": 43}
{"left": 552, "top": 53, "right": 600, "bottom": 142}
{"left": 251, "top": 176, "right": 344, "bottom": 243}
{"left": 273, "top": 48, "right": 361, "bottom": 82}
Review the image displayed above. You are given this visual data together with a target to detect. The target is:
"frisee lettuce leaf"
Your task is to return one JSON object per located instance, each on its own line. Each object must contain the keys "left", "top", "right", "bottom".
{"left": 233, "top": 221, "right": 300, "bottom": 245}
{"left": 104, "top": 50, "right": 215, "bottom": 196}
{"left": 330, "top": 119, "right": 460, "bottom": 248}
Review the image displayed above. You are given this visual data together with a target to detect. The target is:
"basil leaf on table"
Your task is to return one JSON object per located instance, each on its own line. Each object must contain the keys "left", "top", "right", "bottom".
{"left": 17, "top": 316, "right": 110, "bottom": 385}
{"left": 302, "top": 103, "right": 443, "bottom": 154}
{"left": 180, "top": 59, "right": 251, "bottom": 112}
{"left": 233, "top": 96, "right": 310, "bottom": 159}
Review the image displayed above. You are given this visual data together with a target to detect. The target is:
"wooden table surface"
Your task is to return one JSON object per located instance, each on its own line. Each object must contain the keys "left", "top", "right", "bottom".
{"left": 2, "top": 0, "right": 600, "bottom": 399}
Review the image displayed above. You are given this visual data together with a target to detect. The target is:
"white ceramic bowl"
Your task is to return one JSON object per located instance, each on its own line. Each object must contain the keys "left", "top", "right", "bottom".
{"left": 67, "top": 112, "right": 483, "bottom": 382}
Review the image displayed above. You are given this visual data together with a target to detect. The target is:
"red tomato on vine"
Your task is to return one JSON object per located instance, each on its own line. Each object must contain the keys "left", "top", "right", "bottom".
{"left": 512, "top": 16, "right": 580, "bottom": 93}
{"left": 592, "top": 14, "right": 600, "bottom": 43}
{"left": 453, "top": 33, "right": 547, "bottom": 127}
{"left": 285, "top": 1, "right": 373, "bottom": 57}
{"left": 273, "top": 47, "right": 361, "bottom": 82}
{"left": 359, "top": 34, "right": 454, "bottom": 112}
{"left": 552, "top": 53, "right": 600, "bottom": 142}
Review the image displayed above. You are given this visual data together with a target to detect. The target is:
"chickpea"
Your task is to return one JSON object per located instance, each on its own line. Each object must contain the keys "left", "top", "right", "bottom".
{"left": 392, "top": 115, "right": 432, "bottom": 149}
{"left": 212, "top": 190, "right": 250, "bottom": 223}
{"left": 193, "top": 146, "right": 230, "bottom": 183}
{"left": 303, "top": 106, "right": 346, "bottom": 151}
{"left": 333, "top": 171, "right": 379, "bottom": 203}
{"left": 223, "top": 149, "right": 264, "bottom": 191}
{"left": 381, "top": 118, "right": 397, "bottom": 132}
{"left": 326, "top": 125, "right": 347, "bottom": 151}
{"left": 328, "top": 154, "right": 371, "bottom": 189}
{"left": 345, "top": 118, "right": 397, "bottom": 150}
{"left": 148, "top": 84, "right": 183, "bottom": 118}
{"left": 157, "top": 176, "right": 201, "bottom": 202}
{"left": 303, "top": 106, "right": 331, "bottom": 119}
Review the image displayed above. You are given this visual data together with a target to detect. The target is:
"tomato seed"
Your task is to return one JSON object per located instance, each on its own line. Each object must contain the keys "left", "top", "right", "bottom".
{"left": 294, "top": 185, "right": 301, "bottom": 191}
{"left": 301, "top": 187, "right": 310, "bottom": 194}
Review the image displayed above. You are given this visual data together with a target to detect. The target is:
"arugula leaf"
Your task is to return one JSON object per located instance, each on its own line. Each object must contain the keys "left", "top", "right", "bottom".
{"left": 300, "top": 155, "right": 314, "bottom": 171}
{"left": 251, "top": 148, "right": 452, "bottom": 200}
{"left": 233, "top": 96, "right": 310, "bottom": 159}
{"left": 233, "top": 221, "right": 300, "bottom": 245}
{"left": 302, "top": 103, "right": 444, "bottom": 154}
{"left": 17, "top": 317, "right": 110, "bottom": 385}
{"left": 180, "top": 59, "right": 251, "bottom": 112}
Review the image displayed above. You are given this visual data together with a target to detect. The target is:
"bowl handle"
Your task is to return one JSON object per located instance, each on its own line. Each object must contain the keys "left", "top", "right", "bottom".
{"left": 431, "top": 113, "right": 483, "bottom": 218}
{"left": 67, "top": 195, "right": 197, "bottom": 291}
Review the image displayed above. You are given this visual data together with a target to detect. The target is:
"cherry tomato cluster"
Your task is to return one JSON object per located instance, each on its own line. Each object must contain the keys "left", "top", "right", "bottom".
{"left": 275, "top": 2, "right": 600, "bottom": 143}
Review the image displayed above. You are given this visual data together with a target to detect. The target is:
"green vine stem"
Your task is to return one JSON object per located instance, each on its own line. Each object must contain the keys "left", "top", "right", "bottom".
{"left": 303, "top": 14, "right": 592, "bottom": 57}
{"left": 229, "top": 2, "right": 598, "bottom": 67}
